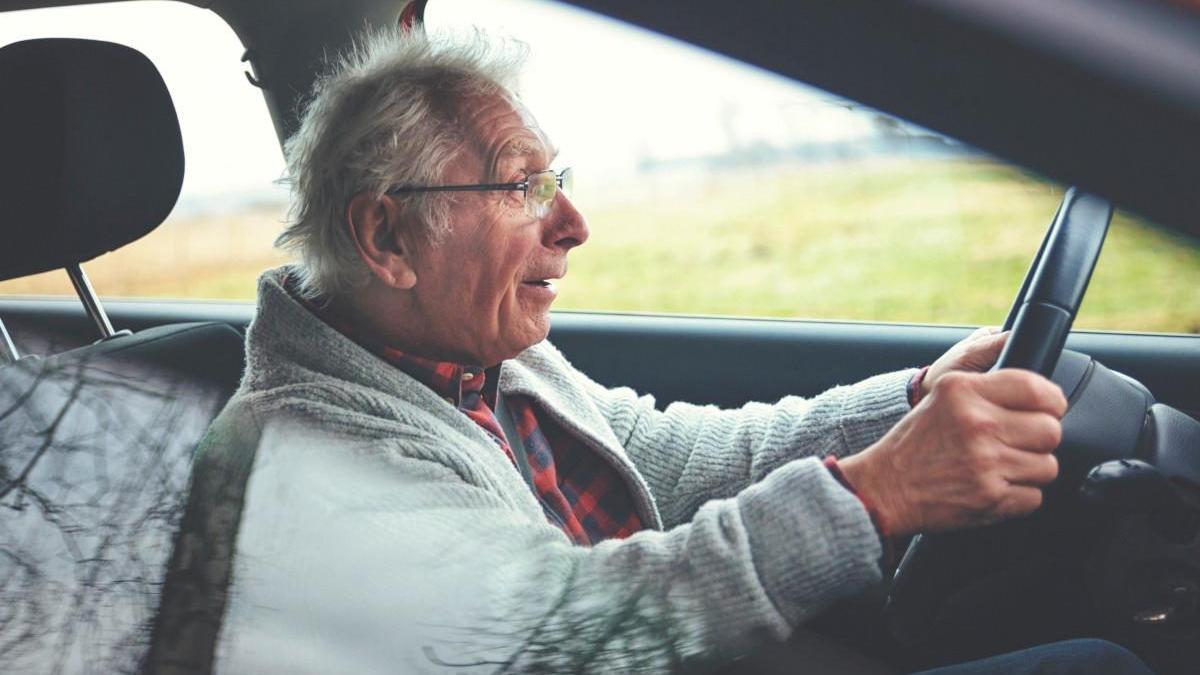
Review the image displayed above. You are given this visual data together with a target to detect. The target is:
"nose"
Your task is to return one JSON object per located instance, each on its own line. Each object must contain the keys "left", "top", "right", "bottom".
{"left": 543, "top": 190, "right": 589, "bottom": 251}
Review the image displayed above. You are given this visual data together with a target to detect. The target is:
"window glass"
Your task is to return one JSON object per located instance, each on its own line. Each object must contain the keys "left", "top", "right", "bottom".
{"left": 0, "top": 1, "right": 288, "bottom": 300}
{"left": 428, "top": 0, "right": 1200, "bottom": 334}
{"left": 3, "top": 0, "right": 1195, "bottom": 335}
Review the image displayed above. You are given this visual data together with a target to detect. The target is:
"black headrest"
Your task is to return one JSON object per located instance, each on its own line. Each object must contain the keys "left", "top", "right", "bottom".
{"left": 0, "top": 38, "right": 184, "bottom": 281}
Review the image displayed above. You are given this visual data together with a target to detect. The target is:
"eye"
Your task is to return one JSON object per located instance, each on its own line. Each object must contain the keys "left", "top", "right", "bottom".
{"left": 529, "top": 177, "right": 556, "bottom": 202}
{"left": 500, "top": 178, "right": 525, "bottom": 207}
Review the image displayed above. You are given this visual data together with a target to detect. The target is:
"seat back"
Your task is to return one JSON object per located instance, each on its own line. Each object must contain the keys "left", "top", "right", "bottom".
{"left": 0, "top": 38, "right": 245, "bottom": 672}
{"left": 0, "top": 328, "right": 240, "bottom": 672}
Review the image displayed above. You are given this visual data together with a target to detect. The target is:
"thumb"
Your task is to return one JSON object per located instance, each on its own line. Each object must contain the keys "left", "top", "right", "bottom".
{"left": 968, "top": 325, "right": 1001, "bottom": 340}
{"left": 977, "top": 329, "right": 1009, "bottom": 354}
{"left": 966, "top": 330, "right": 1010, "bottom": 370}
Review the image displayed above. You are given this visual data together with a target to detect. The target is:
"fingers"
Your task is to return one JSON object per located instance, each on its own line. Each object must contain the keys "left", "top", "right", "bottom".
{"left": 969, "top": 330, "right": 1009, "bottom": 369}
{"left": 963, "top": 326, "right": 1005, "bottom": 349}
{"left": 992, "top": 484, "right": 1045, "bottom": 521}
{"left": 998, "top": 447, "right": 1059, "bottom": 486}
{"left": 973, "top": 369, "right": 1068, "bottom": 416}
{"left": 966, "top": 325, "right": 1001, "bottom": 340}
{"left": 993, "top": 409, "right": 1063, "bottom": 452}
{"left": 949, "top": 328, "right": 1009, "bottom": 373}
{"left": 975, "top": 329, "right": 1008, "bottom": 351}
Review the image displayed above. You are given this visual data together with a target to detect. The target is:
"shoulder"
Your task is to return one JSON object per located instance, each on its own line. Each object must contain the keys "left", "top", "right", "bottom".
{"left": 507, "top": 338, "right": 601, "bottom": 399}
{"left": 514, "top": 338, "right": 571, "bottom": 371}
{"left": 507, "top": 339, "right": 648, "bottom": 425}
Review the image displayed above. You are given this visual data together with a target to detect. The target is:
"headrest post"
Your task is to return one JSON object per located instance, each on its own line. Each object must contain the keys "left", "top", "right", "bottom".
{"left": 0, "top": 317, "right": 18, "bottom": 364}
{"left": 66, "top": 264, "right": 116, "bottom": 339}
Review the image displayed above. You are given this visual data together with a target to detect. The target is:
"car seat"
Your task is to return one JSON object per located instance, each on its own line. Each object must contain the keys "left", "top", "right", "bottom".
{"left": 0, "top": 38, "right": 244, "bottom": 672}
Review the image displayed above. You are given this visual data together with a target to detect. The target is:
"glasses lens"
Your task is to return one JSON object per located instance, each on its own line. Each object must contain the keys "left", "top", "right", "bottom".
{"left": 525, "top": 171, "right": 556, "bottom": 217}
{"left": 560, "top": 167, "right": 573, "bottom": 197}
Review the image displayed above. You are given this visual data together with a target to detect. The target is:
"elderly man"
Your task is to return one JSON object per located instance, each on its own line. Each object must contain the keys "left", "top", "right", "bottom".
{"left": 174, "top": 30, "right": 1153, "bottom": 675}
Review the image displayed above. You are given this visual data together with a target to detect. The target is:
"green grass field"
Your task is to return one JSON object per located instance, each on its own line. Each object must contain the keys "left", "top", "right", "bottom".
{"left": 559, "top": 160, "right": 1200, "bottom": 333}
{"left": 3, "top": 158, "right": 1197, "bottom": 333}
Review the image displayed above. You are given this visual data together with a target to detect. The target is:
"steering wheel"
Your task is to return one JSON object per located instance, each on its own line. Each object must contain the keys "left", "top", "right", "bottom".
{"left": 883, "top": 188, "right": 1114, "bottom": 662}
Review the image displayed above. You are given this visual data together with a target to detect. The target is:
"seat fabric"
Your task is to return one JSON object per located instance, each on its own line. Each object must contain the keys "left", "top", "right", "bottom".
{"left": 0, "top": 323, "right": 243, "bottom": 673}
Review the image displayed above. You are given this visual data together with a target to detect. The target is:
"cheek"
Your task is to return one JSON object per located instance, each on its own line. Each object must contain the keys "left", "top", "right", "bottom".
{"left": 458, "top": 221, "right": 540, "bottom": 316}
{"left": 493, "top": 240, "right": 537, "bottom": 300}
{"left": 451, "top": 252, "right": 518, "bottom": 324}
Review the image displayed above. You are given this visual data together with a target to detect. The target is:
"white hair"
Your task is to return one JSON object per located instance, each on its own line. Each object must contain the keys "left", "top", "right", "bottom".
{"left": 276, "top": 28, "right": 528, "bottom": 299}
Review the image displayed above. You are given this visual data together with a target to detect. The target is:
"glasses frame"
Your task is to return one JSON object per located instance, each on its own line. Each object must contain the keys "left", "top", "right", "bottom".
{"left": 384, "top": 167, "right": 572, "bottom": 217}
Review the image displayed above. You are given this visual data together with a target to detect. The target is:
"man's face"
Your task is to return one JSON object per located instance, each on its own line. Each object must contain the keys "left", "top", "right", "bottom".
{"left": 402, "top": 94, "right": 588, "bottom": 366}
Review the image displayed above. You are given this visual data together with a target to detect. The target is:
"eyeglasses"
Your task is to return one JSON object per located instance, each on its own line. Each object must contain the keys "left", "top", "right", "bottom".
{"left": 385, "top": 167, "right": 574, "bottom": 218}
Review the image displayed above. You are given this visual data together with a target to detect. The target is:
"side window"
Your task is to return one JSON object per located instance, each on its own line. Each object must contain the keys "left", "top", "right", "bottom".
{"left": 0, "top": 1, "right": 287, "bottom": 301}
{"left": 4, "top": 1, "right": 1195, "bottom": 335}
{"left": 429, "top": 0, "right": 1200, "bottom": 334}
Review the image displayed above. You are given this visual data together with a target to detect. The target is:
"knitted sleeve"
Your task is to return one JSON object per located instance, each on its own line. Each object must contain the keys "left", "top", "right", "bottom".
{"left": 577, "top": 363, "right": 916, "bottom": 529}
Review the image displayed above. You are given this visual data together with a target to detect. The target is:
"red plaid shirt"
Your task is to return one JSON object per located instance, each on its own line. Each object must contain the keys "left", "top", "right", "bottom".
{"left": 373, "top": 354, "right": 644, "bottom": 546}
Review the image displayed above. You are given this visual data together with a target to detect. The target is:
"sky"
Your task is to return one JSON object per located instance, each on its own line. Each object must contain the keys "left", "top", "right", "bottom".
{"left": 426, "top": 0, "right": 883, "bottom": 169}
{"left": 0, "top": 0, "right": 902, "bottom": 210}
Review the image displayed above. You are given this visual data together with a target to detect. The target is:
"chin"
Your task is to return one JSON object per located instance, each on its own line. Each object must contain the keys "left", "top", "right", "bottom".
{"left": 489, "top": 314, "right": 552, "bottom": 364}
{"left": 516, "top": 314, "right": 552, "bottom": 352}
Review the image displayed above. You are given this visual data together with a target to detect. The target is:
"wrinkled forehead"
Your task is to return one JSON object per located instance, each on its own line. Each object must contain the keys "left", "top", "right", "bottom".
{"left": 457, "top": 92, "right": 556, "bottom": 177}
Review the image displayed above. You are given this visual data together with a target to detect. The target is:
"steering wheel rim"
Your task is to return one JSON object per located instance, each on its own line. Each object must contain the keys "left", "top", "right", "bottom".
{"left": 995, "top": 188, "right": 1114, "bottom": 376}
{"left": 884, "top": 188, "right": 1114, "bottom": 658}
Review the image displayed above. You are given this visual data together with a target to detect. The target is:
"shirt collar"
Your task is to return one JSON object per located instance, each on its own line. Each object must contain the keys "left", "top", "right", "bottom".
{"left": 375, "top": 347, "right": 486, "bottom": 406}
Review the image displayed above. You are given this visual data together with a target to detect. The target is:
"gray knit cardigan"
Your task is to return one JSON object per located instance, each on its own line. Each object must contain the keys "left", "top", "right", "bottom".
{"left": 206, "top": 268, "right": 915, "bottom": 673}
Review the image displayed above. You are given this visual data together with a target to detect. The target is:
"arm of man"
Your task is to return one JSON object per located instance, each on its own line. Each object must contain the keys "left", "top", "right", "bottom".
{"left": 581, "top": 366, "right": 915, "bottom": 529}
{"left": 566, "top": 327, "right": 1012, "bottom": 529}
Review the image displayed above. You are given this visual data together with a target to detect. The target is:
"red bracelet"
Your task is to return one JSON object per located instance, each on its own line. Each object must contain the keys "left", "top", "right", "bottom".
{"left": 907, "top": 366, "right": 931, "bottom": 407}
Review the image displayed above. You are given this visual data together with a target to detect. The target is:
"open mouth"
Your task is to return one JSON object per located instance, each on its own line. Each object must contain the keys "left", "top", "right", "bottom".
{"left": 522, "top": 271, "right": 563, "bottom": 287}
{"left": 520, "top": 278, "right": 559, "bottom": 297}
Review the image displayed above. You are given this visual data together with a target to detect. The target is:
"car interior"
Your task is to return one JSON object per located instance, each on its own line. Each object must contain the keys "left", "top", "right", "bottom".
{"left": 0, "top": 0, "right": 1198, "bottom": 673}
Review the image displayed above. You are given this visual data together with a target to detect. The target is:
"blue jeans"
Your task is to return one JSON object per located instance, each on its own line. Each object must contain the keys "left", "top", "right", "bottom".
{"left": 912, "top": 639, "right": 1155, "bottom": 675}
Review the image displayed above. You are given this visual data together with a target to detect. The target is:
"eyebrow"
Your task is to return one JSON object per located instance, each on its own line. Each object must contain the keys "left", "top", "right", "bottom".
{"left": 491, "top": 137, "right": 561, "bottom": 179}
{"left": 499, "top": 138, "right": 539, "bottom": 158}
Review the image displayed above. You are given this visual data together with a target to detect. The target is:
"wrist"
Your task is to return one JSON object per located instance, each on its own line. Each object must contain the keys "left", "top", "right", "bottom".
{"left": 825, "top": 455, "right": 896, "bottom": 567}
{"left": 839, "top": 449, "right": 909, "bottom": 537}
{"left": 825, "top": 455, "right": 890, "bottom": 537}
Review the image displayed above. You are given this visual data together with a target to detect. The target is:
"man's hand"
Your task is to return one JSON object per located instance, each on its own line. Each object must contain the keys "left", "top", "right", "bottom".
{"left": 840, "top": 369, "right": 1067, "bottom": 537}
{"left": 922, "top": 326, "right": 1010, "bottom": 397}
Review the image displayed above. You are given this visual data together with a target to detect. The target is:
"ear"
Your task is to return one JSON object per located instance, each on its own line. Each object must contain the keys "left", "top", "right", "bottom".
{"left": 346, "top": 192, "right": 418, "bottom": 289}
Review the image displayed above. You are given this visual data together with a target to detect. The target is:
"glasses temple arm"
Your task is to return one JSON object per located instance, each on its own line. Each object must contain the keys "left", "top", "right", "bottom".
{"left": 386, "top": 182, "right": 525, "bottom": 195}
